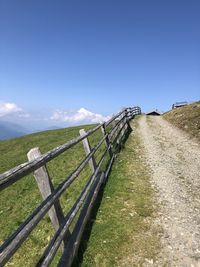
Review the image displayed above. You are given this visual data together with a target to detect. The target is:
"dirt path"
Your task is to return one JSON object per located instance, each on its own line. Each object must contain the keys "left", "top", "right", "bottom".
{"left": 138, "top": 115, "right": 200, "bottom": 267}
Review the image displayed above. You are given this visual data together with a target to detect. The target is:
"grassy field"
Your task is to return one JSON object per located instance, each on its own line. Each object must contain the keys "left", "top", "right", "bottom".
{"left": 163, "top": 101, "right": 200, "bottom": 142}
{"left": 78, "top": 118, "right": 160, "bottom": 267}
{"left": 0, "top": 124, "right": 108, "bottom": 266}
{"left": 0, "top": 118, "right": 160, "bottom": 266}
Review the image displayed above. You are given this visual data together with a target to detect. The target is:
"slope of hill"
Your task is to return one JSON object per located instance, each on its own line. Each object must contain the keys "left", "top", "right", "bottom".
{"left": 0, "top": 121, "right": 27, "bottom": 140}
{"left": 0, "top": 123, "right": 102, "bottom": 266}
{"left": 163, "top": 101, "right": 200, "bottom": 141}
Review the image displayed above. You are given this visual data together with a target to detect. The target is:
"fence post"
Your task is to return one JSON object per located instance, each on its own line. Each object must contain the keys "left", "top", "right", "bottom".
{"left": 111, "top": 119, "right": 116, "bottom": 129}
{"left": 27, "top": 147, "right": 69, "bottom": 241}
{"left": 111, "top": 120, "right": 117, "bottom": 141}
{"left": 101, "top": 123, "right": 113, "bottom": 158}
{"left": 121, "top": 110, "right": 127, "bottom": 137}
{"left": 116, "top": 110, "right": 126, "bottom": 145}
{"left": 79, "top": 129, "right": 97, "bottom": 173}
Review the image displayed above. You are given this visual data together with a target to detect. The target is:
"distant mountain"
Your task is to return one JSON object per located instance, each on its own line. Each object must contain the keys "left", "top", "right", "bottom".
{"left": 0, "top": 121, "right": 27, "bottom": 140}
{"left": 46, "top": 126, "right": 61, "bottom": 130}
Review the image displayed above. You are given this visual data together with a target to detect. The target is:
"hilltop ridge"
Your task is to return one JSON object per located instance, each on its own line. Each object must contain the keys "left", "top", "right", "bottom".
{"left": 163, "top": 101, "right": 200, "bottom": 141}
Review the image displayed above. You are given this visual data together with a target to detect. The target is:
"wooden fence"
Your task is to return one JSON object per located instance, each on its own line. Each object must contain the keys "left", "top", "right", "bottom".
{"left": 0, "top": 106, "right": 141, "bottom": 267}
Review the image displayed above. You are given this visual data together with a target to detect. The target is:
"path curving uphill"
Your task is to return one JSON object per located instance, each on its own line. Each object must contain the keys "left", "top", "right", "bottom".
{"left": 138, "top": 115, "right": 200, "bottom": 266}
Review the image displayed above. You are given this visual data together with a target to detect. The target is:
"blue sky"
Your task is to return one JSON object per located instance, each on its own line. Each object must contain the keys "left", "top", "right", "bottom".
{"left": 0, "top": 0, "right": 200, "bottom": 129}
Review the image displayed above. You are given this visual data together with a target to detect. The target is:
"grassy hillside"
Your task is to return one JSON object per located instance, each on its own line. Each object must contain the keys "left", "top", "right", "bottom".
{"left": 0, "top": 124, "right": 106, "bottom": 266}
{"left": 163, "top": 101, "right": 200, "bottom": 141}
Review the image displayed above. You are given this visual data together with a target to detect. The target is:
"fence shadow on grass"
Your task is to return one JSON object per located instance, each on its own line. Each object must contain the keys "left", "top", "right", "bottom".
{"left": 72, "top": 125, "right": 133, "bottom": 267}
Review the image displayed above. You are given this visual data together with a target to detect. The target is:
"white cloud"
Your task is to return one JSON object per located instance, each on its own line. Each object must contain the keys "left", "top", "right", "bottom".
{"left": 50, "top": 108, "right": 111, "bottom": 124}
{"left": 0, "top": 102, "right": 22, "bottom": 117}
{"left": 0, "top": 102, "right": 30, "bottom": 118}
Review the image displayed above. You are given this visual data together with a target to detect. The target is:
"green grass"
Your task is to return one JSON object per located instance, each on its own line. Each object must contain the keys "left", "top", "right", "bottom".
{"left": 0, "top": 124, "right": 108, "bottom": 266}
{"left": 79, "top": 118, "right": 160, "bottom": 267}
{"left": 163, "top": 101, "right": 200, "bottom": 142}
{"left": 0, "top": 119, "right": 160, "bottom": 266}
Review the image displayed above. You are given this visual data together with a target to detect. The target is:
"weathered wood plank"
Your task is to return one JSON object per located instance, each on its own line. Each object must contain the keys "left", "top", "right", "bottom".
{"left": 0, "top": 134, "right": 107, "bottom": 266}
{"left": 112, "top": 119, "right": 128, "bottom": 148}
{"left": 0, "top": 124, "right": 102, "bottom": 191}
{"left": 105, "top": 108, "right": 125, "bottom": 127}
{"left": 36, "top": 147, "right": 109, "bottom": 267}
{"left": 101, "top": 123, "right": 113, "bottom": 158}
{"left": 108, "top": 113, "right": 126, "bottom": 141}
{"left": 119, "top": 111, "right": 126, "bottom": 139}
{"left": 105, "top": 155, "right": 115, "bottom": 181}
{"left": 58, "top": 172, "right": 105, "bottom": 267}
{"left": 79, "top": 129, "right": 97, "bottom": 173}
{"left": 36, "top": 171, "right": 103, "bottom": 267}
{"left": 27, "top": 148, "right": 66, "bottom": 232}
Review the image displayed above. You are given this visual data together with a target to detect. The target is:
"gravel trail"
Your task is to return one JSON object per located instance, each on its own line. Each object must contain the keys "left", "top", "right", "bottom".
{"left": 138, "top": 115, "right": 200, "bottom": 267}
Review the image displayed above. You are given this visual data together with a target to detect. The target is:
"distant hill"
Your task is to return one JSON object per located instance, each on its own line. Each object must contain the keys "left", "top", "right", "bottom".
{"left": 163, "top": 101, "right": 200, "bottom": 141}
{"left": 0, "top": 121, "right": 27, "bottom": 140}
{"left": 46, "top": 125, "right": 61, "bottom": 130}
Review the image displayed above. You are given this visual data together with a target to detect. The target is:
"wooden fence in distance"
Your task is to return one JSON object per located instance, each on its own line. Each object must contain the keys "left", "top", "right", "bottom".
{"left": 0, "top": 106, "right": 141, "bottom": 267}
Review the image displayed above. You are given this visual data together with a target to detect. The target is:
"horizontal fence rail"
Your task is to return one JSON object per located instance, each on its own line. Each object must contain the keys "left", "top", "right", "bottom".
{"left": 0, "top": 106, "right": 141, "bottom": 267}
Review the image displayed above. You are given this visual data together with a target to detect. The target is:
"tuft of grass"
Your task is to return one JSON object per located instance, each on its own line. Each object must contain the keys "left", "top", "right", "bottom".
{"left": 0, "top": 124, "right": 108, "bottom": 266}
{"left": 79, "top": 118, "right": 160, "bottom": 267}
{"left": 163, "top": 101, "right": 200, "bottom": 142}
